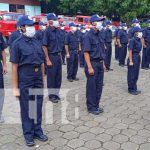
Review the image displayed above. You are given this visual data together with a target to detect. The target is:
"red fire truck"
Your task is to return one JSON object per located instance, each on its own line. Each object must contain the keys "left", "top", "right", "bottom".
{"left": 74, "top": 15, "right": 90, "bottom": 26}
{"left": 0, "top": 12, "right": 23, "bottom": 39}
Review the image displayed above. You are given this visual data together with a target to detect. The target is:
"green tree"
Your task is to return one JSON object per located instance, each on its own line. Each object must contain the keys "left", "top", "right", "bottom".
{"left": 39, "top": 0, "right": 150, "bottom": 22}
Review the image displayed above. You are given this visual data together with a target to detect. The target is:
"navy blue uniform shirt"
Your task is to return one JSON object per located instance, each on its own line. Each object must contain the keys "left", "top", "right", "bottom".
{"left": 128, "top": 27, "right": 134, "bottom": 39}
{"left": 128, "top": 37, "right": 142, "bottom": 53}
{"left": 59, "top": 29, "right": 66, "bottom": 50}
{"left": 35, "top": 30, "right": 45, "bottom": 45}
{"left": 117, "top": 29, "right": 128, "bottom": 44}
{"left": 8, "top": 30, "right": 21, "bottom": 46}
{"left": 99, "top": 29, "right": 106, "bottom": 42}
{"left": 0, "top": 32, "right": 7, "bottom": 60}
{"left": 65, "top": 31, "right": 79, "bottom": 51}
{"left": 43, "top": 27, "right": 62, "bottom": 54}
{"left": 143, "top": 27, "right": 150, "bottom": 43}
{"left": 104, "top": 28, "right": 112, "bottom": 43}
{"left": 10, "top": 35, "right": 44, "bottom": 67}
{"left": 83, "top": 29, "right": 105, "bottom": 60}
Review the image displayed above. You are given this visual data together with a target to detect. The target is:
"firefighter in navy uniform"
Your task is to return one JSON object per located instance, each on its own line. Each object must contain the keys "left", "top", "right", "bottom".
{"left": 79, "top": 26, "right": 86, "bottom": 68}
{"left": 8, "top": 21, "right": 22, "bottom": 51}
{"left": 83, "top": 15, "right": 105, "bottom": 115}
{"left": 43, "top": 13, "right": 62, "bottom": 103}
{"left": 127, "top": 27, "right": 142, "bottom": 95}
{"left": 114, "top": 25, "right": 122, "bottom": 60}
{"left": 35, "top": 22, "right": 46, "bottom": 45}
{"left": 60, "top": 26, "right": 66, "bottom": 65}
{"left": 104, "top": 21, "right": 113, "bottom": 71}
{"left": 117, "top": 23, "right": 128, "bottom": 67}
{"left": 128, "top": 18, "right": 141, "bottom": 40}
{"left": 141, "top": 20, "right": 150, "bottom": 70}
{"left": 0, "top": 32, "right": 7, "bottom": 123}
{"left": 65, "top": 23, "right": 80, "bottom": 82}
{"left": 35, "top": 22, "right": 47, "bottom": 74}
{"left": 10, "top": 15, "right": 48, "bottom": 146}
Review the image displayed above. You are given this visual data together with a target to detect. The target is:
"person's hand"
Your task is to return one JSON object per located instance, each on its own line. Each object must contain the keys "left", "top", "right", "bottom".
{"left": 115, "top": 42, "right": 118, "bottom": 45}
{"left": 143, "top": 45, "right": 147, "bottom": 48}
{"left": 119, "top": 44, "right": 122, "bottom": 48}
{"left": 66, "top": 54, "right": 70, "bottom": 59}
{"left": 13, "top": 88, "right": 20, "bottom": 98}
{"left": 88, "top": 67, "right": 94, "bottom": 75}
{"left": 46, "top": 59, "right": 52, "bottom": 67}
{"left": 3, "top": 65, "right": 7, "bottom": 75}
{"left": 103, "top": 64, "right": 106, "bottom": 70}
{"left": 129, "top": 61, "right": 134, "bottom": 66}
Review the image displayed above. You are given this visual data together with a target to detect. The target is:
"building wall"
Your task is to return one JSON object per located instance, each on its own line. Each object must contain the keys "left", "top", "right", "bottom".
{"left": 0, "top": 0, "right": 40, "bottom": 6}
{"left": 25, "top": 5, "right": 41, "bottom": 17}
{"left": 0, "top": 2, "right": 41, "bottom": 17}
{"left": 0, "top": 3, "right": 9, "bottom": 11}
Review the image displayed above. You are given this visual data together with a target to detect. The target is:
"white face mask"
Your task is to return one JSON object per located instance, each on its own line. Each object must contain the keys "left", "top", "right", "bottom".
{"left": 135, "top": 23, "right": 141, "bottom": 28}
{"left": 40, "top": 25, "right": 46, "bottom": 30}
{"left": 123, "top": 26, "right": 127, "bottom": 30}
{"left": 53, "top": 20, "right": 59, "bottom": 28}
{"left": 24, "top": 26, "right": 35, "bottom": 38}
{"left": 82, "top": 29, "right": 86, "bottom": 33}
{"left": 118, "top": 26, "right": 122, "bottom": 29}
{"left": 108, "top": 26, "right": 112, "bottom": 30}
{"left": 61, "top": 27, "right": 64, "bottom": 30}
{"left": 72, "top": 27, "right": 77, "bottom": 32}
{"left": 137, "top": 32, "right": 143, "bottom": 39}
{"left": 103, "top": 27, "right": 106, "bottom": 30}
{"left": 96, "top": 22, "right": 103, "bottom": 31}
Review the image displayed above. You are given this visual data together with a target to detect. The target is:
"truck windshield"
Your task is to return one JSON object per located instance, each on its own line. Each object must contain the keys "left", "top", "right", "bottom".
{"left": 3, "top": 14, "right": 23, "bottom": 21}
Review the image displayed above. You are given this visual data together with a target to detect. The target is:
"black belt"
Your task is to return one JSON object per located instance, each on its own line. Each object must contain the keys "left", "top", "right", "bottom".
{"left": 49, "top": 52, "right": 61, "bottom": 56}
{"left": 19, "top": 64, "right": 41, "bottom": 72}
{"left": 91, "top": 59, "right": 103, "bottom": 63}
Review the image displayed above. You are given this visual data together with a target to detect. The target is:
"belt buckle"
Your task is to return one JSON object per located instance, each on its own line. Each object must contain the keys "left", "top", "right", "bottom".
{"left": 35, "top": 68, "right": 39, "bottom": 72}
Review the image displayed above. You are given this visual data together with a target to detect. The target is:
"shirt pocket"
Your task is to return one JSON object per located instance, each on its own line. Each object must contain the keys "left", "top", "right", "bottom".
{"left": 91, "top": 38, "right": 99, "bottom": 51}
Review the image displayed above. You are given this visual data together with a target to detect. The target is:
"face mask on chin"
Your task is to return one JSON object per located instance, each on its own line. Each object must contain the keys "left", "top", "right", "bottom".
{"left": 24, "top": 26, "right": 35, "bottom": 38}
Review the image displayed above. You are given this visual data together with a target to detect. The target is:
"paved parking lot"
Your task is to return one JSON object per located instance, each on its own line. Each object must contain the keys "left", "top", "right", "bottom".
{"left": 0, "top": 47, "right": 150, "bottom": 150}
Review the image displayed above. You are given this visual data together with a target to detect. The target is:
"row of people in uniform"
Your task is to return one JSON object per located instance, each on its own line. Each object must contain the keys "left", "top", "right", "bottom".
{"left": 0, "top": 13, "right": 148, "bottom": 146}
{"left": 114, "top": 18, "right": 150, "bottom": 70}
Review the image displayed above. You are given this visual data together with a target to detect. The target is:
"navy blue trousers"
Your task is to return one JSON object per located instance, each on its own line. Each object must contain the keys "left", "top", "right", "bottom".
{"left": 18, "top": 65, "right": 43, "bottom": 141}
{"left": 141, "top": 44, "right": 150, "bottom": 68}
{"left": 85, "top": 61, "right": 104, "bottom": 111}
{"left": 119, "top": 44, "right": 127, "bottom": 65}
{"left": 105, "top": 42, "right": 112, "bottom": 69}
{"left": 115, "top": 44, "right": 119, "bottom": 60}
{"left": 0, "top": 62, "right": 4, "bottom": 116}
{"left": 47, "top": 54, "right": 62, "bottom": 98}
{"left": 78, "top": 51, "right": 85, "bottom": 68}
{"left": 127, "top": 54, "right": 141, "bottom": 92}
{"left": 67, "top": 51, "right": 78, "bottom": 79}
